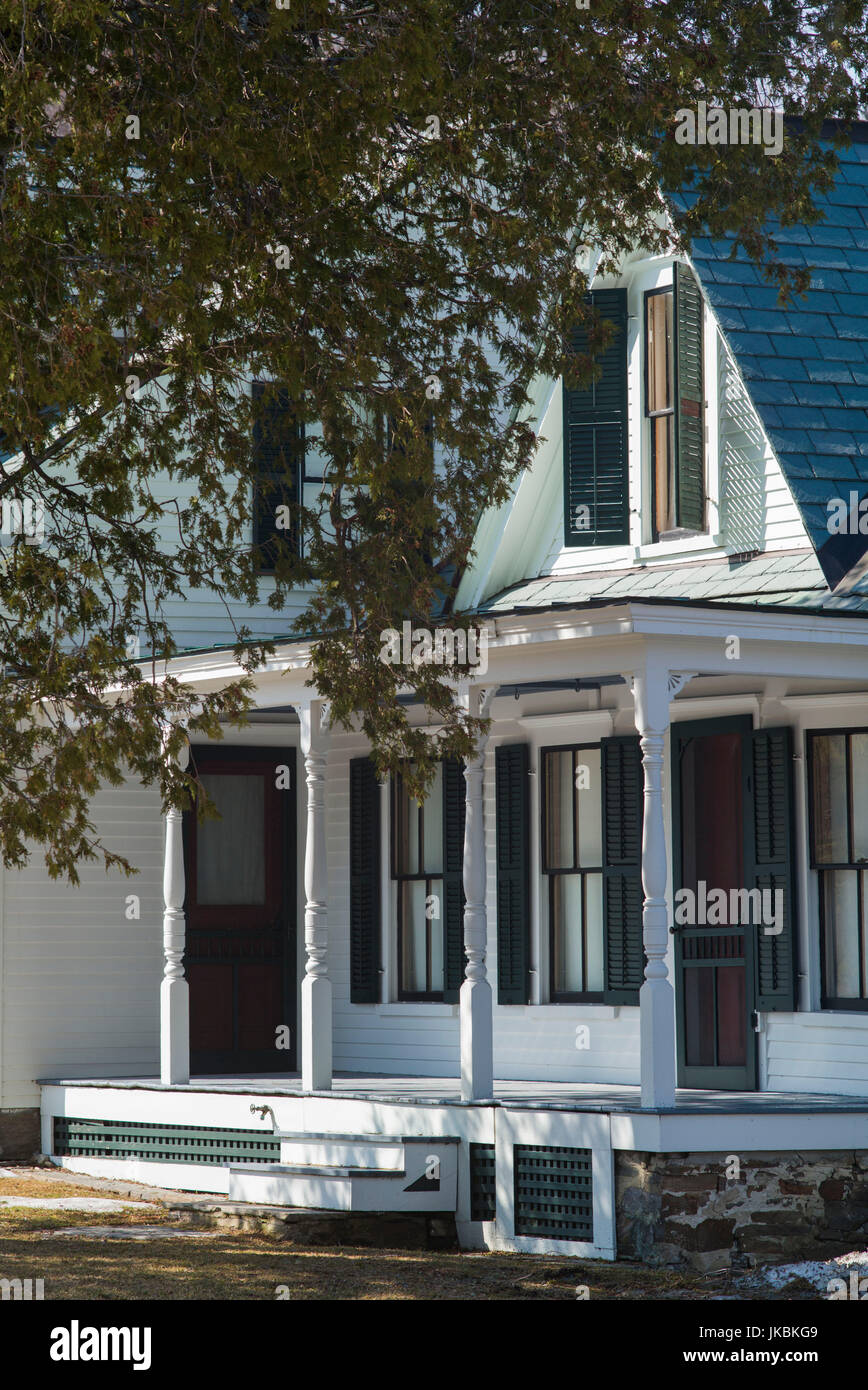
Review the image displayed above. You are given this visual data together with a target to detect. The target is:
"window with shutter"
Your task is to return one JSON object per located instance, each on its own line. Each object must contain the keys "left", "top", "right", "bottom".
{"left": 390, "top": 758, "right": 465, "bottom": 1002}
{"left": 644, "top": 265, "right": 706, "bottom": 539}
{"left": 495, "top": 743, "right": 530, "bottom": 1005}
{"left": 350, "top": 756, "right": 381, "bottom": 1003}
{"left": 251, "top": 381, "right": 303, "bottom": 571}
{"left": 673, "top": 262, "right": 706, "bottom": 533}
{"left": 601, "top": 736, "right": 645, "bottom": 1004}
{"left": 563, "top": 288, "right": 630, "bottom": 548}
{"left": 751, "top": 727, "right": 797, "bottom": 1012}
{"left": 542, "top": 744, "right": 605, "bottom": 1001}
{"left": 808, "top": 728, "right": 868, "bottom": 1011}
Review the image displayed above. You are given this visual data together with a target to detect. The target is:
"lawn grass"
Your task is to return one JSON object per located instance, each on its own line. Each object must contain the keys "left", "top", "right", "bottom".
{"left": 0, "top": 1172, "right": 822, "bottom": 1301}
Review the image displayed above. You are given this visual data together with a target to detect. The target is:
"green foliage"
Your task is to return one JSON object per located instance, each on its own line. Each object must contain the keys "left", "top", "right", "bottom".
{"left": 0, "top": 0, "right": 865, "bottom": 869}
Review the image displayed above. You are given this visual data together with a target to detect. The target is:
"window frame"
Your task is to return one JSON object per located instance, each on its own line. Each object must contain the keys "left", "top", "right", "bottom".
{"left": 541, "top": 741, "right": 605, "bottom": 1004}
{"left": 644, "top": 285, "right": 677, "bottom": 543}
{"left": 391, "top": 763, "right": 446, "bottom": 1002}
{"left": 806, "top": 726, "right": 868, "bottom": 1011}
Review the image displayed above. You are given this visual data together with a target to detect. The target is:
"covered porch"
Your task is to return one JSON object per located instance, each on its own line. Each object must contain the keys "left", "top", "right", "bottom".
{"left": 154, "top": 598, "right": 868, "bottom": 1110}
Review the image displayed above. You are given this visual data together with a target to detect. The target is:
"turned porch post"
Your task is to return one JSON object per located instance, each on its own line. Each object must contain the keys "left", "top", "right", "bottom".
{"left": 299, "top": 699, "right": 332, "bottom": 1091}
{"left": 632, "top": 663, "right": 677, "bottom": 1108}
{"left": 160, "top": 734, "right": 190, "bottom": 1085}
{"left": 460, "top": 685, "right": 494, "bottom": 1101}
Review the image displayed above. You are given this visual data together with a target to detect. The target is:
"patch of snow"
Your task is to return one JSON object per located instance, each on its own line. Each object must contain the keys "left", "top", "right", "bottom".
{"left": 742, "top": 1249, "right": 868, "bottom": 1294}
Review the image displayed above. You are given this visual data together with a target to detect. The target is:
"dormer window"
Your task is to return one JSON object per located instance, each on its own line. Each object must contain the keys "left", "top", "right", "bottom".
{"left": 562, "top": 288, "right": 630, "bottom": 548}
{"left": 562, "top": 265, "right": 706, "bottom": 551}
{"left": 645, "top": 264, "right": 706, "bottom": 540}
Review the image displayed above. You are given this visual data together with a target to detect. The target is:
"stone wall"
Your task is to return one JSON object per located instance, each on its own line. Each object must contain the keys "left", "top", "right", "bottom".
{"left": 616, "top": 1150, "right": 868, "bottom": 1270}
{"left": 0, "top": 1108, "right": 40, "bottom": 1162}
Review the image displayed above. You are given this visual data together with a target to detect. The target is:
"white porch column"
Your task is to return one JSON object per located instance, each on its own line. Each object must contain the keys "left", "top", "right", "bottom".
{"left": 161, "top": 737, "right": 190, "bottom": 1086}
{"left": 460, "top": 685, "right": 494, "bottom": 1102}
{"left": 299, "top": 699, "right": 332, "bottom": 1091}
{"left": 632, "top": 664, "right": 676, "bottom": 1108}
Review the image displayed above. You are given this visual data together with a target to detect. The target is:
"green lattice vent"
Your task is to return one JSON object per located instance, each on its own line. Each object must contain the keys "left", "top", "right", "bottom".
{"left": 53, "top": 1116, "right": 280, "bottom": 1165}
{"left": 469, "top": 1143, "right": 496, "bottom": 1222}
{"left": 513, "top": 1144, "right": 593, "bottom": 1241}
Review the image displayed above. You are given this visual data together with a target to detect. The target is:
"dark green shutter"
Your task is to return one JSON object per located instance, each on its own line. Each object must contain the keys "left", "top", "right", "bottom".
{"left": 602, "top": 735, "right": 645, "bottom": 1003}
{"left": 442, "top": 758, "right": 466, "bottom": 1002}
{"left": 673, "top": 263, "right": 705, "bottom": 532}
{"left": 252, "top": 381, "right": 303, "bottom": 567}
{"left": 751, "top": 727, "right": 797, "bottom": 1012}
{"left": 349, "top": 756, "right": 380, "bottom": 1003}
{"left": 495, "top": 744, "right": 530, "bottom": 1004}
{"left": 563, "top": 288, "right": 629, "bottom": 548}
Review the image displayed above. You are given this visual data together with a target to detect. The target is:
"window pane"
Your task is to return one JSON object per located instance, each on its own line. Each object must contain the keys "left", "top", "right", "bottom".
{"left": 197, "top": 774, "right": 265, "bottom": 905}
{"left": 394, "top": 771, "right": 420, "bottom": 875}
{"left": 823, "top": 870, "right": 860, "bottom": 998}
{"left": 811, "top": 735, "right": 848, "bottom": 863}
{"left": 400, "top": 880, "right": 428, "bottom": 993}
{"left": 429, "top": 878, "right": 444, "bottom": 989}
{"left": 422, "top": 764, "right": 444, "bottom": 874}
{"left": 552, "top": 874, "right": 584, "bottom": 995}
{"left": 653, "top": 414, "right": 676, "bottom": 534}
{"left": 851, "top": 734, "right": 868, "bottom": 863}
{"left": 585, "top": 872, "right": 605, "bottom": 992}
{"left": 647, "top": 291, "right": 673, "bottom": 412}
{"left": 576, "top": 748, "right": 602, "bottom": 867}
{"left": 544, "top": 750, "right": 574, "bottom": 869}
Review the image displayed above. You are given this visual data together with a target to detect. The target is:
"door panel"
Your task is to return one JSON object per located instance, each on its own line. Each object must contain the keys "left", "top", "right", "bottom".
{"left": 673, "top": 717, "right": 758, "bottom": 1090}
{"left": 185, "top": 748, "right": 296, "bottom": 1074}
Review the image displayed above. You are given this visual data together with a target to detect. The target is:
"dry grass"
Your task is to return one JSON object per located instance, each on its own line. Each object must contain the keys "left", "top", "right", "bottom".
{"left": 0, "top": 1171, "right": 822, "bottom": 1301}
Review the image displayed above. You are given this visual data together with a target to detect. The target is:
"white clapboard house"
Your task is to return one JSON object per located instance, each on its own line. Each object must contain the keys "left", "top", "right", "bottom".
{"left": 4, "top": 124, "right": 868, "bottom": 1267}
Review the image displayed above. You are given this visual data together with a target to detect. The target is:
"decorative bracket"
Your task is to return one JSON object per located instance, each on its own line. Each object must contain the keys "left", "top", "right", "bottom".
{"left": 667, "top": 671, "right": 697, "bottom": 699}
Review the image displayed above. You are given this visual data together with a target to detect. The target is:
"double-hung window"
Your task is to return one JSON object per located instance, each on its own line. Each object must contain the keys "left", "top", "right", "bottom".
{"left": 643, "top": 264, "right": 706, "bottom": 540}
{"left": 542, "top": 745, "right": 605, "bottom": 1001}
{"left": 808, "top": 730, "right": 868, "bottom": 1008}
{"left": 392, "top": 763, "right": 446, "bottom": 1000}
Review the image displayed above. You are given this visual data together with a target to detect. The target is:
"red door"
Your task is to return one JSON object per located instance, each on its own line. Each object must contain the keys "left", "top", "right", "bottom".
{"left": 673, "top": 717, "right": 758, "bottom": 1090}
{"left": 184, "top": 747, "right": 296, "bottom": 1074}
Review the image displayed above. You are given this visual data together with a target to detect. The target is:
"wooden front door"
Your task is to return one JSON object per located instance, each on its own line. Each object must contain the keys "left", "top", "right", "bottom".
{"left": 672, "top": 717, "right": 758, "bottom": 1090}
{"left": 184, "top": 747, "right": 296, "bottom": 1074}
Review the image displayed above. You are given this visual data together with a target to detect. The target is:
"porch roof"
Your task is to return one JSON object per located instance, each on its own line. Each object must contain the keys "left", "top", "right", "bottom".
{"left": 477, "top": 546, "right": 868, "bottom": 617}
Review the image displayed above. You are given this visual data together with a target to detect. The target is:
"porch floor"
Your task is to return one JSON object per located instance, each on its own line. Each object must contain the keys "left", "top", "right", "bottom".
{"left": 38, "top": 1072, "right": 868, "bottom": 1115}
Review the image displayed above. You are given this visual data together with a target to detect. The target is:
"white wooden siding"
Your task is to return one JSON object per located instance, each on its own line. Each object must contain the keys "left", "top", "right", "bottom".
{"left": 764, "top": 1013, "right": 868, "bottom": 1096}
{"left": 0, "top": 779, "right": 164, "bottom": 1110}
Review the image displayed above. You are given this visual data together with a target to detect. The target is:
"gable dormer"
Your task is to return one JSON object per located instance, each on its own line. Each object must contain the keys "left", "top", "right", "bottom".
{"left": 564, "top": 262, "right": 706, "bottom": 553}
{"left": 456, "top": 247, "right": 811, "bottom": 612}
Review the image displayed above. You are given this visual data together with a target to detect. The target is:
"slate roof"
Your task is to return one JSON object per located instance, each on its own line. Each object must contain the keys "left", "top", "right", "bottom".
{"left": 477, "top": 548, "right": 868, "bottom": 617}
{"left": 682, "top": 121, "right": 868, "bottom": 591}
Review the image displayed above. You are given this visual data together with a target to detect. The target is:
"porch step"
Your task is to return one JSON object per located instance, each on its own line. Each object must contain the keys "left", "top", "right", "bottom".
{"left": 228, "top": 1137, "right": 459, "bottom": 1213}
{"left": 277, "top": 1135, "right": 405, "bottom": 1170}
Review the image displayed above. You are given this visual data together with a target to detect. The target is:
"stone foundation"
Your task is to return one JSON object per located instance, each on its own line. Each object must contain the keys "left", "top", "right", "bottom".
{"left": 172, "top": 1202, "right": 458, "bottom": 1249}
{"left": 0, "top": 1108, "right": 40, "bottom": 1162}
{"left": 616, "top": 1149, "right": 868, "bottom": 1270}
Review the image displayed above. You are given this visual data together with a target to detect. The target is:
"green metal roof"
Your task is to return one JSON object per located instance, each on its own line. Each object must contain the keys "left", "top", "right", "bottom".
{"left": 477, "top": 547, "right": 868, "bottom": 617}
